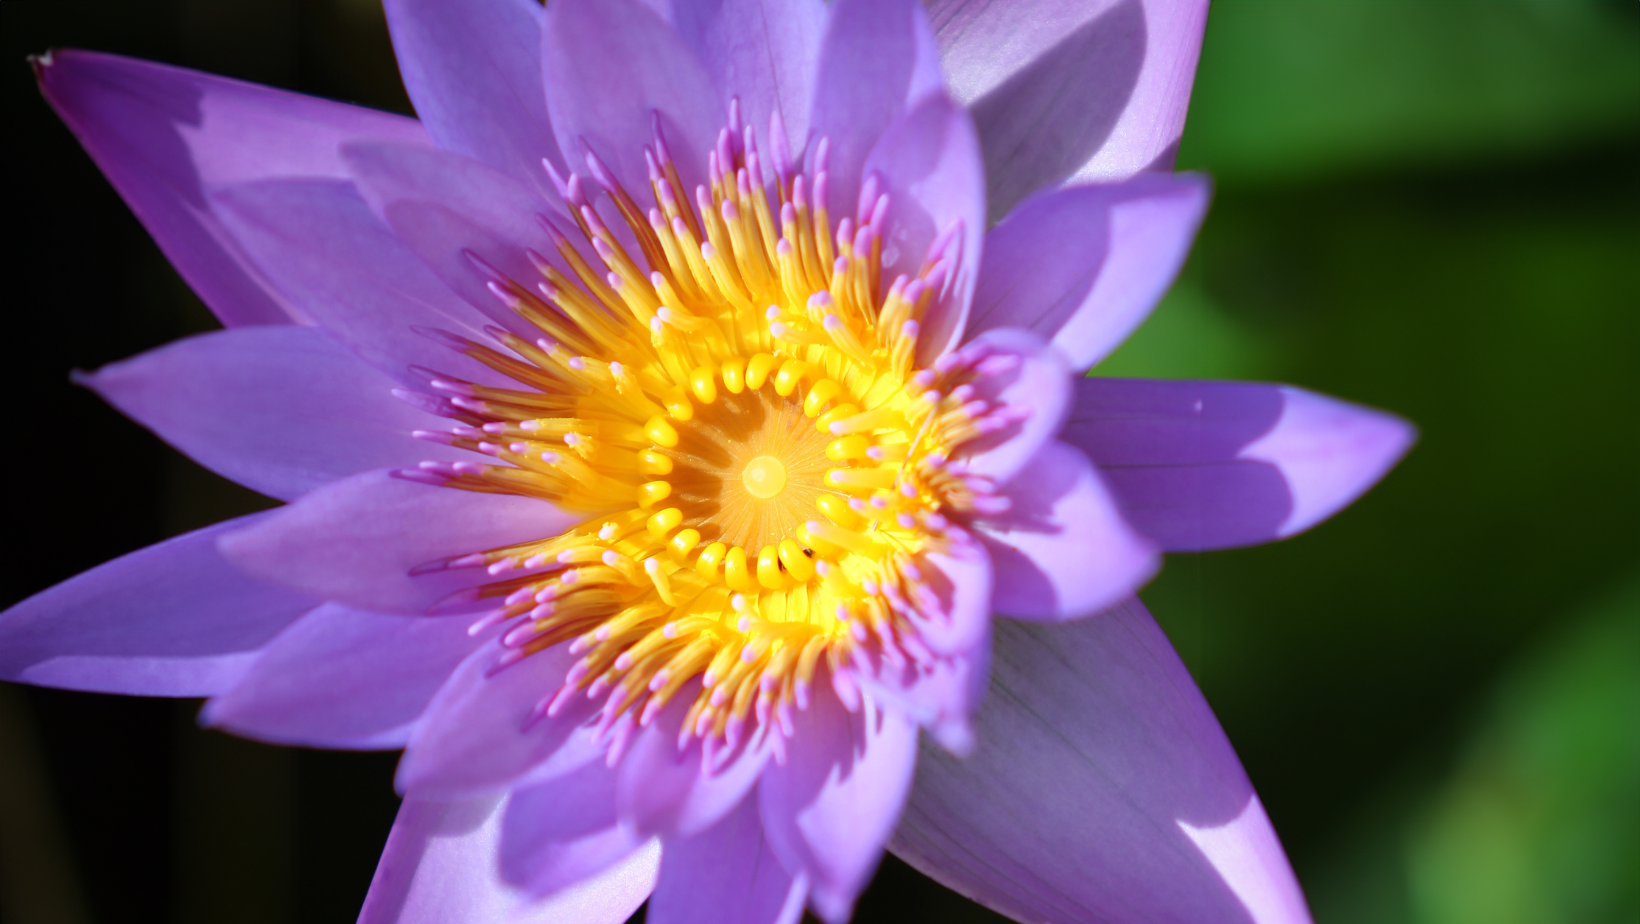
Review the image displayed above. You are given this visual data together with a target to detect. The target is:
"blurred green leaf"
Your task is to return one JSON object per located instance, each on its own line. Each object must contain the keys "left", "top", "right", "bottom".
{"left": 1092, "top": 278, "right": 1282, "bottom": 380}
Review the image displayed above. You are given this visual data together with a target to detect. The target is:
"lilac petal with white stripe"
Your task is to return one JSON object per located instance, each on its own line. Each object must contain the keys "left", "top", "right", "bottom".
{"left": 202, "top": 603, "right": 493, "bottom": 749}
{"left": 930, "top": 0, "right": 1209, "bottom": 216}
{"left": 217, "top": 470, "right": 576, "bottom": 614}
{"left": 965, "top": 174, "right": 1209, "bottom": 371}
{"left": 0, "top": 513, "right": 315, "bottom": 696}
{"left": 975, "top": 440, "right": 1158, "bottom": 621}
{"left": 80, "top": 326, "right": 466, "bottom": 502}
{"left": 360, "top": 794, "right": 658, "bottom": 924}
{"left": 1063, "top": 378, "right": 1416, "bottom": 550}
{"left": 892, "top": 601, "right": 1313, "bottom": 924}
{"left": 214, "top": 178, "right": 515, "bottom": 391}
{"left": 647, "top": 796, "right": 808, "bottom": 924}
{"left": 34, "top": 49, "right": 427, "bottom": 327}
{"left": 385, "top": 0, "right": 565, "bottom": 198}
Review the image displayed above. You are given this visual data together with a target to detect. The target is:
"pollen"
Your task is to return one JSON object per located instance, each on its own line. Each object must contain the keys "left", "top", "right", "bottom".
{"left": 401, "top": 100, "right": 1028, "bottom": 753}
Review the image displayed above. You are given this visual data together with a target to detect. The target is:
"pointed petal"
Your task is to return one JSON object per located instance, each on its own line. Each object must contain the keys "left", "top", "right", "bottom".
{"left": 0, "top": 513, "right": 314, "bottom": 696}
{"left": 851, "top": 635, "right": 988, "bottom": 759}
{"left": 385, "top": 0, "right": 564, "bottom": 196}
{"left": 201, "top": 603, "right": 491, "bottom": 749}
{"left": 213, "top": 178, "right": 513, "bottom": 391}
{"left": 397, "top": 640, "right": 601, "bottom": 799}
{"left": 660, "top": 0, "right": 826, "bottom": 163}
{"left": 808, "top": 0, "right": 944, "bottom": 220}
{"left": 947, "top": 328, "right": 1072, "bottom": 487}
{"left": 81, "top": 326, "right": 465, "bottom": 501}
{"left": 758, "top": 690, "right": 918, "bottom": 923}
{"left": 647, "top": 796, "right": 808, "bottom": 924}
{"left": 500, "top": 760, "right": 650, "bottom": 898}
{"left": 891, "top": 601, "right": 1313, "bottom": 924}
{"left": 217, "top": 470, "right": 575, "bottom": 614}
{"left": 965, "top": 174, "right": 1210, "bottom": 371}
{"left": 33, "top": 49, "right": 427, "bottom": 327}
{"left": 615, "top": 682, "right": 772, "bottom": 839}
{"left": 1063, "top": 378, "right": 1416, "bottom": 550}
{"left": 974, "top": 440, "right": 1158, "bottom": 621}
{"left": 860, "top": 94, "right": 986, "bottom": 364}
{"left": 360, "top": 794, "right": 658, "bottom": 924}
{"left": 930, "top": 0, "right": 1209, "bottom": 216}
{"left": 542, "top": 0, "right": 723, "bottom": 194}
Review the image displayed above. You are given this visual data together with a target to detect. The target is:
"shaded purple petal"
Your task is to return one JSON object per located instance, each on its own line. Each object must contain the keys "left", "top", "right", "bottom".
{"left": 947, "top": 328, "right": 1072, "bottom": 486}
{"left": 500, "top": 760, "right": 649, "bottom": 898}
{"left": 0, "top": 513, "right": 314, "bottom": 696}
{"left": 1064, "top": 378, "right": 1416, "bottom": 550}
{"left": 217, "top": 469, "right": 575, "bottom": 614}
{"left": 758, "top": 689, "right": 918, "bottom": 923}
{"left": 201, "top": 603, "right": 491, "bottom": 749}
{"left": 385, "top": 0, "right": 564, "bottom": 197}
{"left": 930, "top": 0, "right": 1209, "bottom": 217}
{"left": 965, "top": 174, "right": 1210, "bottom": 371}
{"left": 808, "top": 0, "right": 943, "bottom": 222}
{"left": 81, "top": 326, "right": 465, "bottom": 502}
{"left": 542, "top": 0, "right": 723, "bottom": 194}
{"left": 360, "top": 794, "right": 658, "bottom": 924}
{"left": 891, "top": 601, "right": 1312, "bottom": 924}
{"left": 615, "top": 682, "right": 772, "bottom": 839}
{"left": 852, "top": 635, "right": 988, "bottom": 759}
{"left": 213, "top": 178, "right": 513, "bottom": 391}
{"left": 860, "top": 94, "right": 986, "bottom": 364}
{"left": 34, "top": 49, "right": 427, "bottom": 327}
{"left": 973, "top": 440, "right": 1158, "bottom": 621}
{"left": 647, "top": 795, "right": 808, "bottom": 924}
{"left": 397, "top": 640, "right": 600, "bottom": 799}
{"left": 658, "top": 0, "right": 826, "bottom": 167}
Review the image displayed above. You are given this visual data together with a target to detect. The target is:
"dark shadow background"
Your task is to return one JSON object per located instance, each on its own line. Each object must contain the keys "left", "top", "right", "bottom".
{"left": 2, "top": 2, "right": 1635, "bottom": 922}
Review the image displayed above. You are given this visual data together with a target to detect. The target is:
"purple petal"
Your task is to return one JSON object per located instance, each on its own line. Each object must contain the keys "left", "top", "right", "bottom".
{"left": 947, "top": 328, "right": 1073, "bottom": 486}
{"left": 974, "top": 440, "right": 1159, "bottom": 621}
{"left": 385, "top": 0, "right": 564, "bottom": 197}
{"left": 808, "top": 0, "right": 944, "bottom": 221}
{"left": 860, "top": 94, "right": 986, "bottom": 364}
{"left": 965, "top": 174, "right": 1210, "bottom": 371}
{"left": 891, "top": 601, "right": 1313, "bottom": 924}
{"left": 660, "top": 0, "right": 826, "bottom": 166}
{"left": 500, "top": 760, "right": 650, "bottom": 898}
{"left": 397, "top": 640, "right": 600, "bottom": 799}
{"left": 34, "top": 49, "right": 426, "bottom": 328}
{"left": 647, "top": 795, "right": 809, "bottom": 924}
{"left": 201, "top": 603, "right": 492, "bottom": 749}
{"left": 360, "top": 794, "right": 658, "bottom": 924}
{"left": 217, "top": 469, "right": 576, "bottom": 614}
{"left": 81, "top": 326, "right": 466, "bottom": 502}
{"left": 0, "top": 513, "right": 314, "bottom": 696}
{"left": 615, "top": 682, "right": 772, "bottom": 839}
{"left": 1064, "top": 378, "right": 1416, "bottom": 550}
{"left": 213, "top": 179, "right": 514, "bottom": 391}
{"left": 852, "top": 636, "right": 988, "bottom": 759}
{"left": 897, "top": 541, "right": 992, "bottom": 658}
{"left": 930, "top": 0, "right": 1209, "bottom": 217}
{"left": 758, "top": 689, "right": 919, "bottom": 923}
{"left": 542, "top": 0, "right": 723, "bottom": 194}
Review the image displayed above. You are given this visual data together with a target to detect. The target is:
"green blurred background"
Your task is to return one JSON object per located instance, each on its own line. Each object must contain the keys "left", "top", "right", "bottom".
{"left": 2, "top": 2, "right": 1636, "bottom": 923}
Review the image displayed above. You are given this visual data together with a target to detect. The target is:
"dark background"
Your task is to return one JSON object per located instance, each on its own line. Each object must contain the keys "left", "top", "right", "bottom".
{"left": 2, "top": 2, "right": 1635, "bottom": 922}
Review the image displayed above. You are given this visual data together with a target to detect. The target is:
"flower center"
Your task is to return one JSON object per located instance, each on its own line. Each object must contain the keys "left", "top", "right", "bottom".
{"left": 403, "top": 104, "right": 1024, "bottom": 750}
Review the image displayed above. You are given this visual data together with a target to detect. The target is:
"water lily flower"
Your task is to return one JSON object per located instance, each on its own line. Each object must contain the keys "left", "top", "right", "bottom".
{"left": 5, "top": 1, "right": 1413, "bottom": 922}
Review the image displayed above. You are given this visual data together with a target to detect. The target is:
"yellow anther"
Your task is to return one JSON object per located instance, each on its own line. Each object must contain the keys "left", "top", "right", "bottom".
{"left": 689, "top": 366, "right": 719, "bottom": 404}
{"left": 638, "top": 480, "right": 673, "bottom": 508}
{"left": 802, "top": 378, "right": 843, "bottom": 417}
{"left": 815, "top": 493, "right": 865, "bottom": 529}
{"left": 696, "top": 542, "right": 728, "bottom": 580}
{"left": 646, "top": 507, "right": 683, "bottom": 540}
{"left": 756, "top": 546, "right": 786, "bottom": 590}
{"left": 778, "top": 539, "right": 815, "bottom": 582}
{"left": 720, "top": 356, "right": 746, "bottom": 394}
{"left": 663, "top": 388, "right": 694, "bottom": 422}
{"left": 826, "top": 467, "right": 897, "bottom": 491}
{"left": 814, "top": 403, "right": 860, "bottom": 435}
{"left": 645, "top": 415, "right": 679, "bottom": 447}
{"left": 723, "top": 546, "right": 756, "bottom": 592}
{"left": 741, "top": 455, "right": 788, "bottom": 500}
{"left": 773, "top": 360, "right": 813, "bottom": 397}
{"left": 796, "top": 523, "right": 845, "bottom": 558}
{"left": 746, "top": 353, "right": 777, "bottom": 390}
{"left": 826, "top": 434, "right": 871, "bottom": 461}
{"left": 804, "top": 519, "right": 880, "bottom": 556}
{"left": 670, "top": 528, "right": 701, "bottom": 558}
{"left": 638, "top": 450, "right": 674, "bottom": 475}
{"left": 828, "top": 407, "right": 906, "bottom": 436}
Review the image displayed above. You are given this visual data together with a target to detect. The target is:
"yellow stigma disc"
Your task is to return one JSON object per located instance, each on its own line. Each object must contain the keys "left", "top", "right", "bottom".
{"left": 741, "top": 455, "right": 788, "bottom": 499}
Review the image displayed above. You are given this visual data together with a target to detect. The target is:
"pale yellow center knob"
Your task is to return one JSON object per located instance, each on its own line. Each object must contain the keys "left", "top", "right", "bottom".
{"left": 741, "top": 455, "right": 788, "bottom": 499}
